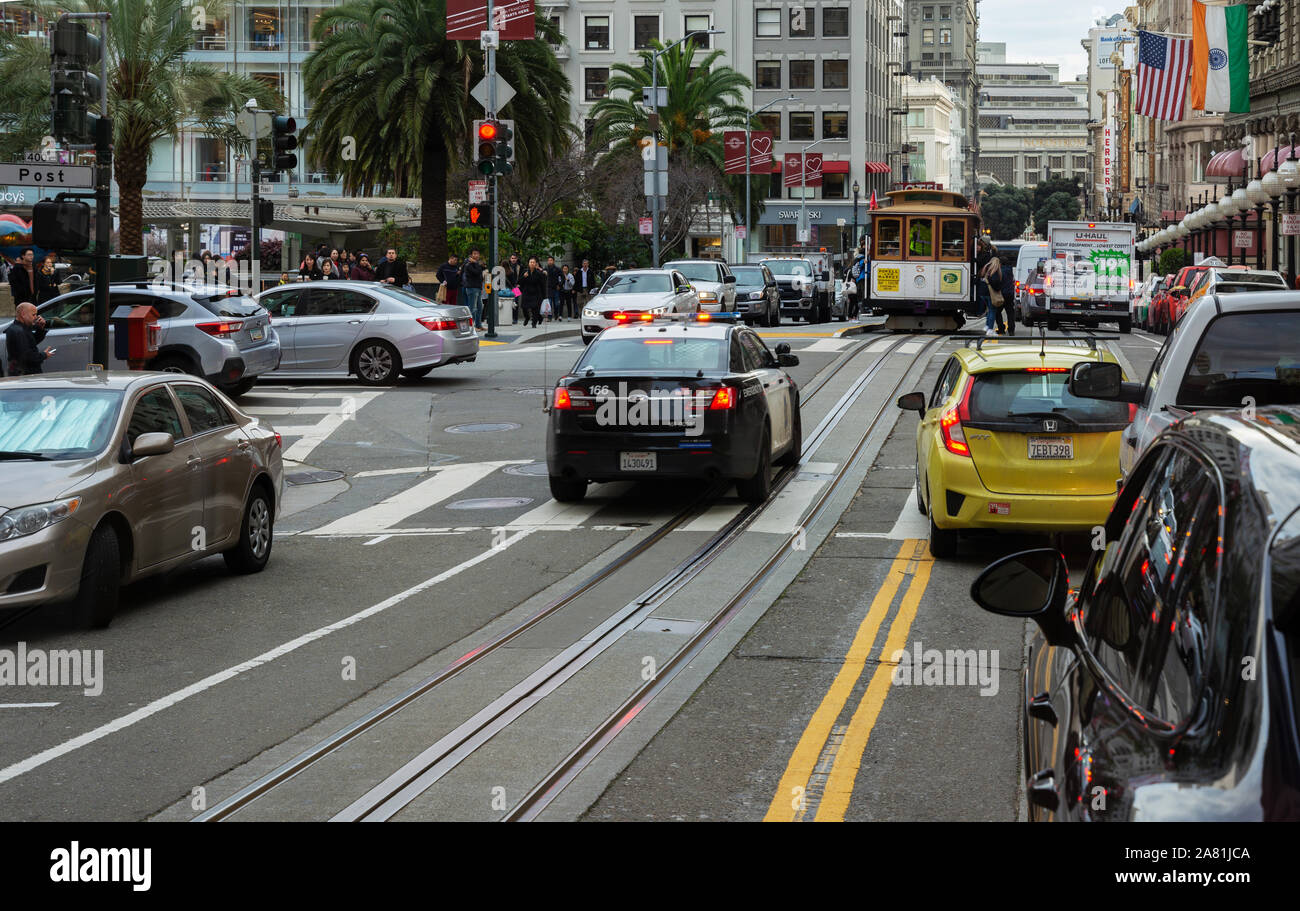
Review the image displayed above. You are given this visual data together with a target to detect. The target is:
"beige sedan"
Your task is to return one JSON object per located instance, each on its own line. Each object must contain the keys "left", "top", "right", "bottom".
{"left": 0, "top": 372, "right": 284, "bottom": 627}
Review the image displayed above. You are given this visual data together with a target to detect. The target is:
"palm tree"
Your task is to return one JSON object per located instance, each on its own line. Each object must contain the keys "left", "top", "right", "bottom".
{"left": 302, "top": 0, "right": 571, "bottom": 266}
{"left": 2, "top": 1, "right": 282, "bottom": 256}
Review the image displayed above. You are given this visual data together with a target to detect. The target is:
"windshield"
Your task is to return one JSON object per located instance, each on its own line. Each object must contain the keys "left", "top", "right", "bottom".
{"left": 668, "top": 263, "right": 722, "bottom": 282}
{"left": 730, "top": 267, "right": 766, "bottom": 287}
{"left": 970, "top": 370, "right": 1132, "bottom": 425}
{"left": 1216, "top": 282, "right": 1288, "bottom": 294}
{"left": 577, "top": 336, "right": 728, "bottom": 372}
{"left": 0, "top": 388, "right": 122, "bottom": 458}
{"left": 762, "top": 260, "right": 812, "bottom": 277}
{"left": 598, "top": 273, "right": 672, "bottom": 294}
{"left": 1177, "top": 312, "right": 1300, "bottom": 407}
{"left": 194, "top": 293, "right": 263, "bottom": 317}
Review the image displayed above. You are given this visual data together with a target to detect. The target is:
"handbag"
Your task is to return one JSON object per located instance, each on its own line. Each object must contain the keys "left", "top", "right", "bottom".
{"left": 435, "top": 283, "right": 447, "bottom": 303}
{"left": 540, "top": 298, "right": 553, "bottom": 317}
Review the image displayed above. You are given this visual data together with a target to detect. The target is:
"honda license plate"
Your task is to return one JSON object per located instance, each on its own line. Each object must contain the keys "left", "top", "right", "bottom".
{"left": 620, "top": 451, "right": 657, "bottom": 471}
{"left": 250, "top": 326, "right": 264, "bottom": 341}
{"left": 1028, "top": 436, "right": 1074, "bottom": 460}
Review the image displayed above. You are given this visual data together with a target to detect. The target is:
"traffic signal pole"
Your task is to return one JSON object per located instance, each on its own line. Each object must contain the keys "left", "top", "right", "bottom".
{"left": 485, "top": 0, "right": 498, "bottom": 340}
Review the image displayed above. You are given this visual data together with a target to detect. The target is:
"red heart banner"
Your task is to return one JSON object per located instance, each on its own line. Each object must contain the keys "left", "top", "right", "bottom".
{"left": 782, "top": 152, "right": 823, "bottom": 187}
{"left": 723, "top": 131, "right": 774, "bottom": 174}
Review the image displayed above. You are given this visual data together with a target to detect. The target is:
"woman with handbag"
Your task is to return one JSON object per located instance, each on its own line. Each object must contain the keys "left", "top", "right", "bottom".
{"left": 518, "top": 257, "right": 547, "bottom": 328}
{"left": 978, "top": 241, "right": 1004, "bottom": 337}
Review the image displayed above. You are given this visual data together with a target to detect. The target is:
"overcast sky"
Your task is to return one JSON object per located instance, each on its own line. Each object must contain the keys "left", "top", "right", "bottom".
{"left": 978, "top": 0, "right": 1126, "bottom": 81}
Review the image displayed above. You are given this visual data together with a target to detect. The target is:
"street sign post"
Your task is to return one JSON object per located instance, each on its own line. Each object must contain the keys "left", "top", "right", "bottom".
{"left": 471, "top": 75, "right": 515, "bottom": 111}
{"left": 639, "top": 217, "right": 653, "bottom": 235}
{"left": 1283, "top": 213, "right": 1300, "bottom": 236}
{"left": 469, "top": 179, "right": 488, "bottom": 203}
{"left": 0, "top": 162, "right": 94, "bottom": 188}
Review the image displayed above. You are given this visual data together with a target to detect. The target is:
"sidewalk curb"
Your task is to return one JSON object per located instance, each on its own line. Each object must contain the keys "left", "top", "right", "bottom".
{"left": 518, "top": 328, "right": 581, "bottom": 345}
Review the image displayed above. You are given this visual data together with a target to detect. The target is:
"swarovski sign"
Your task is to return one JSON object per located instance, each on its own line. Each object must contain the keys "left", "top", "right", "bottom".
{"left": 778, "top": 210, "right": 821, "bottom": 220}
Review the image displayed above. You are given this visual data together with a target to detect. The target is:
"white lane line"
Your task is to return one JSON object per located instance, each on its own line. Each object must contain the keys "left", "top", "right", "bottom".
{"left": 835, "top": 486, "right": 930, "bottom": 540}
{"left": 0, "top": 703, "right": 60, "bottom": 709}
{"left": 244, "top": 405, "right": 339, "bottom": 416}
{"left": 748, "top": 475, "right": 830, "bottom": 534}
{"left": 352, "top": 466, "right": 435, "bottom": 478}
{"left": 503, "top": 496, "right": 611, "bottom": 530}
{"left": 0, "top": 529, "right": 536, "bottom": 789}
{"left": 307, "top": 460, "right": 529, "bottom": 535}
{"left": 802, "top": 338, "right": 855, "bottom": 352}
{"left": 281, "top": 391, "right": 384, "bottom": 463}
{"left": 865, "top": 338, "right": 894, "bottom": 352}
{"left": 362, "top": 535, "right": 392, "bottom": 546}
{"left": 681, "top": 503, "right": 745, "bottom": 533}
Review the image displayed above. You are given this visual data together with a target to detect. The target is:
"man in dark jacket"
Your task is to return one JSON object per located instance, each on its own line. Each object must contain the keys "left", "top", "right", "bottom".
{"left": 503, "top": 252, "right": 522, "bottom": 324}
{"left": 8, "top": 248, "right": 41, "bottom": 307}
{"left": 995, "top": 247, "right": 1017, "bottom": 336}
{"left": 544, "top": 256, "right": 561, "bottom": 320}
{"left": 460, "top": 248, "right": 486, "bottom": 329}
{"left": 575, "top": 259, "right": 596, "bottom": 313}
{"left": 435, "top": 253, "right": 461, "bottom": 305}
{"left": 5, "top": 302, "right": 52, "bottom": 376}
{"left": 375, "top": 248, "right": 411, "bottom": 286}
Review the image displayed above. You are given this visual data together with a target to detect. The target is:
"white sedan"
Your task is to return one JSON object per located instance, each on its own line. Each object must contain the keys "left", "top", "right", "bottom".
{"left": 580, "top": 269, "right": 699, "bottom": 344}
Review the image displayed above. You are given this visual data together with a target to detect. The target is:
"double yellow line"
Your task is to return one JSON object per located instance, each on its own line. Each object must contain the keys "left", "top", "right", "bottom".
{"left": 764, "top": 538, "right": 934, "bottom": 822}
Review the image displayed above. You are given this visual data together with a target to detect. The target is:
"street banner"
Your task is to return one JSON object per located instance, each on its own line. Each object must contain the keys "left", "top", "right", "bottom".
{"left": 1191, "top": 0, "right": 1249, "bottom": 113}
{"left": 782, "top": 152, "right": 823, "bottom": 188}
{"left": 723, "top": 131, "right": 773, "bottom": 174}
{"left": 448, "top": 0, "right": 535, "bottom": 40}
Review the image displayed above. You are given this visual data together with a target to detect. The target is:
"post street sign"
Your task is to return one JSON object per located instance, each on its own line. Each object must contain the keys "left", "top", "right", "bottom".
{"left": 0, "top": 162, "right": 94, "bottom": 188}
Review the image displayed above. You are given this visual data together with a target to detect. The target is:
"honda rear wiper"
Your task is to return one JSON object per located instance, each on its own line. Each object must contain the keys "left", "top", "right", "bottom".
{"left": 0, "top": 450, "right": 52, "bottom": 461}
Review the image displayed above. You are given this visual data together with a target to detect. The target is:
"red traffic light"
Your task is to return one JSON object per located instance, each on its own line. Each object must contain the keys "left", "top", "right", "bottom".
{"left": 469, "top": 206, "right": 483, "bottom": 225}
{"left": 478, "top": 122, "right": 498, "bottom": 141}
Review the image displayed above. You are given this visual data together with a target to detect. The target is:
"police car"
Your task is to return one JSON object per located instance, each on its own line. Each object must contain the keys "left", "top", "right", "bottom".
{"left": 546, "top": 314, "right": 803, "bottom": 504}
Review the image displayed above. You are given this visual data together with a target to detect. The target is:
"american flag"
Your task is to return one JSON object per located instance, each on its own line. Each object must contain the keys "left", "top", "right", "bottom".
{"left": 1136, "top": 30, "right": 1191, "bottom": 121}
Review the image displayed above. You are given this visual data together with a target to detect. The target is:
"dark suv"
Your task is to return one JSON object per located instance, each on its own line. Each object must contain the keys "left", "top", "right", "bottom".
{"left": 971, "top": 408, "right": 1300, "bottom": 820}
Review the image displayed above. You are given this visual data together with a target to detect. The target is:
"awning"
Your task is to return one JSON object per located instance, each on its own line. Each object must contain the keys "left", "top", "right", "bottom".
{"left": 864, "top": 162, "right": 890, "bottom": 174}
{"left": 822, "top": 161, "right": 850, "bottom": 174}
{"left": 1262, "top": 144, "right": 1300, "bottom": 174}
{"left": 1205, "top": 148, "right": 1247, "bottom": 179}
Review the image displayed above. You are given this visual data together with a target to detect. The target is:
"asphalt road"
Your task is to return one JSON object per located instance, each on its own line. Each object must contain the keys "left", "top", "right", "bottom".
{"left": 0, "top": 317, "right": 1163, "bottom": 822}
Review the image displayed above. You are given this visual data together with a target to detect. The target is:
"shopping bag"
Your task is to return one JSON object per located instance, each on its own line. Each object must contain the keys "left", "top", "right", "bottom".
{"left": 540, "top": 299, "right": 553, "bottom": 317}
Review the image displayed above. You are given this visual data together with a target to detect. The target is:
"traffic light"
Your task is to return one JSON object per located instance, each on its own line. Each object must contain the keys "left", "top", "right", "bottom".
{"left": 257, "top": 199, "right": 275, "bottom": 225}
{"left": 474, "top": 119, "right": 515, "bottom": 176}
{"left": 271, "top": 115, "right": 298, "bottom": 172}
{"left": 469, "top": 205, "right": 484, "bottom": 225}
{"left": 49, "top": 20, "right": 102, "bottom": 145}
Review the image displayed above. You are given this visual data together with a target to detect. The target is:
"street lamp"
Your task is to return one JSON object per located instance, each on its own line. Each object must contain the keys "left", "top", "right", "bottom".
{"left": 1219, "top": 192, "right": 1238, "bottom": 263}
{"left": 1279, "top": 133, "right": 1300, "bottom": 286}
{"left": 852, "top": 178, "right": 861, "bottom": 260}
{"left": 648, "top": 27, "right": 725, "bottom": 266}
{"left": 798, "top": 136, "right": 848, "bottom": 251}
{"left": 1247, "top": 177, "right": 1269, "bottom": 269}
{"left": 741, "top": 93, "right": 798, "bottom": 264}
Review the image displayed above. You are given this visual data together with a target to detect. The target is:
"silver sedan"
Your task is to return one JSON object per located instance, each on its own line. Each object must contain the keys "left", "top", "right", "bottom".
{"left": 255, "top": 281, "right": 479, "bottom": 384}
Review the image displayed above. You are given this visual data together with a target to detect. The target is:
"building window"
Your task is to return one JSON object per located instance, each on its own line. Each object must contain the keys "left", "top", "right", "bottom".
{"left": 1073, "top": 155, "right": 1087, "bottom": 170}
{"left": 908, "top": 153, "right": 927, "bottom": 180}
{"left": 195, "top": 138, "right": 228, "bottom": 181}
{"left": 1049, "top": 155, "right": 1065, "bottom": 169}
{"left": 1024, "top": 155, "right": 1040, "bottom": 171}
{"left": 545, "top": 14, "right": 562, "bottom": 50}
{"left": 789, "top": 6, "right": 811, "bottom": 37}
{"left": 756, "top": 61, "right": 782, "bottom": 89}
{"left": 768, "top": 173, "right": 784, "bottom": 199}
{"left": 822, "top": 111, "right": 848, "bottom": 139}
{"left": 251, "top": 71, "right": 284, "bottom": 96}
{"left": 823, "top": 59, "right": 849, "bottom": 89}
{"left": 248, "top": 7, "right": 284, "bottom": 49}
{"left": 923, "top": 5, "right": 935, "bottom": 19}
{"left": 789, "top": 59, "right": 815, "bottom": 89}
{"left": 906, "top": 110, "right": 925, "bottom": 127}
{"left": 940, "top": 28, "right": 951, "bottom": 45}
{"left": 584, "top": 67, "right": 609, "bottom": 102}
{"left": 822, "top": 7, "right": 849, "bottom": 37}
{"left": 684, "top": 15, "right": 711, "bottom": 47}
{"left": 823, "top": 174, "right": 846, "bottom": 198}
{"left": 584, "top": 16, "right": 610, "bottom": 50}
{"left": 941, "top": 5, "right": 952, "bottom": 17}
{"left": 755, "top": 8, "right": 781, "bottom": 38}
{"left": 790, "top": 112, "right": 814, "bottom": 140}
{"left": 922, "top": 28, "right": 934, "bottom": 45}
{"left": 758, "top": 112, "right": 782, "bottom": 140}
{"left": 633, "top": 15, "right": 659, "bottom": 50}
{"left": 584, "top": 118, "right": 598, "bottom": 145}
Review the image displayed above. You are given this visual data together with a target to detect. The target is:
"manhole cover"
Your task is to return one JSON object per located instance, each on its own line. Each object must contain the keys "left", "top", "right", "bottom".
{"left": 516, "top": 388, "right": 547, "bottom": 395}
{"left": 503, "top": 462, "right": 550, "bottom": 477}
{"left": 286, "top": 470, "right": 346, "bottom": 486}
{"left": 445, "top": 422, "right": 521, "bottom": 433}
{"left": 446, "top": 497, "right": 534, "bottom": 510}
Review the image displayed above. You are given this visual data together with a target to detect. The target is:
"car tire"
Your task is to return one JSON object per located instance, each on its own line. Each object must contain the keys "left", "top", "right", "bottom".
{"left": 223, "top": 485, "right": 274, "bottom": 575}
{"left": 403, "top": 365, "right": 435, "bottom": 379}
{"left": 549, "top": 474, "right": 587, "bottom": 503}
{"left": 1119, "top": 318, "right": 1132, "bottom": 334}
{"left": 915, "top": 465, "right": 927, "bottom": 515}
{"left": 775, "top": 407, "right": 802, "bottom": 467}
{"left": 1022, "top": 315, "right": 1034, "bottom": 328}
{"left": 736, "top": 426, "right": 773, "bottom": 504}
{"left": 353, "top": 340, "right": 402, "bottom": 386}
{"left": 770, "top": 305, "right": 780, "bottom": 327}
{"left": 224, "top": 377, "right": 258, "bottom": 398}
{"left": 151, "top": 352, "right": 200, "bottom": 377}
{"left": 1047, "top": 318, "right": 1059, "bottom": 331}
{"left": 582, "top": 335, "right": 593, "bottom": 346}
{"left": 69, "top": 524, "right": 120, "bottom": 630}
{"left": 928, "top": 501, "right": 958, "bottom": 559}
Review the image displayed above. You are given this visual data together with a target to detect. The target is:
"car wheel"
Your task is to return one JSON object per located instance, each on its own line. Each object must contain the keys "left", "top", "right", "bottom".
{"left": 582, "top": 335, "right": 593, "bottom": 346}
{"left": 403, "top": 365, "right": 435, "bottom": 379}
{"left": 353, "top": 340, "right": 401, "bottom": 385}
{"left": 770, "top": 303, "right": 780, "bottom": 327}
{"left": 69, "top": 524, "right": 120, "bottom": 629}
{"left": 837, "top": 307, "right": 847, "bottom": 322}
{"left": 549, "top": 474, "right": 587, "bottom": 502}
{"left": 1047, "top": 318, "right": 1059, "bottom": 331}
{"left": 151, "top": 352, "right": 200, "bottom": 377}
{"left": 736, "top": 426, "right": 773, "bottom": 504}
{"left": 775, "top": 407, "right": 802, "bottom": 467}
{"left": 915, "top": 464, "right": 927, "bottom": 515}
{"left": 928, "top": 502, "right": 958, "bottom": 559}
{"left": 223, "top": 485, "right": 274, "bottom": 574}
{"left": 1022, "top": 315, "right": 1033, "bottom": 328}
{"left": 224, "top": 377, "right": 258, "bottom": 397}
{"left": 1119, "top": 318, "right": 1132, "bottom": 334}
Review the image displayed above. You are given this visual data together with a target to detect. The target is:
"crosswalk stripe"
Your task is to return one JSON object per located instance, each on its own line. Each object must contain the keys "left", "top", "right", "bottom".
{"left": 681, "top": 503, "right": 745, "bottom": 532}
{"left": 802, "top": 338, "right": 855, "bottom": 352}
{"left": 281, "top": 391, "right": 384, "bottom": 463}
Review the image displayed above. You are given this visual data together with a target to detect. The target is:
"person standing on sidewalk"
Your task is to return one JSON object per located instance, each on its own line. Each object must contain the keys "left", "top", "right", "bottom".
{"left": 575, "top": 259, "right": 596, "bottom": 313}
{"left": 504, "top": 252, "right": 522, "bottom": 324}
{"left": 518, "top": 257, "right": 547, "bottom": 328}
{"left": 560, "top": 264, "right": 575, "bottom": 319}
{"left": 350, "top": 252, "right": 375, "bottom": 282}
{"left": 376, "top": 248, "right": 411, "bottom": 287}
{"left": 436, "top": 253, "right": 462, "bottom": 307}
{"left": 544, "top": 256, "right": 561, "bottom": 321}
{"left": 461, "top": 248, "right": 486, "bottom": 330}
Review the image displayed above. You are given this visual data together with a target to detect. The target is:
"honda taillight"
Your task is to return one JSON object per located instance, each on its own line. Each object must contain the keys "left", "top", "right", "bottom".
{"left": 417, "top": 316, "right": 458, "bottom": 331}
{"left": 940, "top": 377, "right": 973, "bottom": 457}
{"left": 709, "top": 386, "right": 737, "bottom": 410}
{"left": 195, "top": 320, "right": 244, "bottom": 337}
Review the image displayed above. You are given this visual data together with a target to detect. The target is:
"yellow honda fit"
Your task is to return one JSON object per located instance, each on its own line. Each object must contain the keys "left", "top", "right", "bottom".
{"left": 897, "top": 341, "right": 1133, "bottom": 558}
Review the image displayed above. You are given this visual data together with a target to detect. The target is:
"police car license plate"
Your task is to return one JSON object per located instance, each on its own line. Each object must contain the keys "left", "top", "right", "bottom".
{"left": 1028, "top": 436, "right": 1073, "bottom": 460}
{"left": 620, "top": 451, "right": 656, "bottom": 471}
{"left": 250, "top": 326, "right": 264, "bottom": 341}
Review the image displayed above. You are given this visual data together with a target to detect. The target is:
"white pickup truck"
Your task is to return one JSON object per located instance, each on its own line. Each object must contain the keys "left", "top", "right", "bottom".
{"left": 1067, "top": 290, "right": 1300, "bottom": 476}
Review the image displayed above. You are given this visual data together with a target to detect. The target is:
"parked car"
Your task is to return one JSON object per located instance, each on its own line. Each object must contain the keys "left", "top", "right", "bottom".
{"left": 662, "top": 259, "right": 737, "bottom": 313}
{"left": 1148, "top": 273, "right": 1179, "bottom": 334}
{"left": 1132, "top": 274, "right": 1165, "bottom": 330}
{"left": 1017, "top": 258, "right": 1050, "bottom": 327}
{"left": 729, "top": 263, "right": 781, "bottom": 327}
{"left": 255, "top": 281, "right": 478, "bottom": 384}
{"left": 1012, "top": 241, "right": 1050, "bottom": 303}
{"left": 1069, "top": 290, "right": 1300, "bottom": 476}
{"left": 832, "top": 279, "right": 852, "bottom": 321}
{"left": 761, "top": 256, "right": 833, "bottom": 323}
{"left": 1164, "top": 262, "right": 1214, "bottom": 327}
{"left": 970, "top": 406, "right": 1300, "bottom": 820}
{"left": 2, "top": 282, "right": 280, "bottom": 397}
{"left": 1187, "top": 266, "right": 1288, "bottom": 304}
{"left": 579, "top": 269, "right": 699, "bottom": 344}
{"left": 0, "top": 372, "right": 283, "bottom": 627}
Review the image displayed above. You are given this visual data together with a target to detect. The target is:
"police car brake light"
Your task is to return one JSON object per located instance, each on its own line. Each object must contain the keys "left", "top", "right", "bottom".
{"left": 709, "top": 386, "right": 737, "bottom": 410}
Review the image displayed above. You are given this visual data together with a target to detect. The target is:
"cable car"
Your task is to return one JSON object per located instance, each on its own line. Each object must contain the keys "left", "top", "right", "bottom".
{"left": 867, "top": 189, "right": 980, "bottom": 331}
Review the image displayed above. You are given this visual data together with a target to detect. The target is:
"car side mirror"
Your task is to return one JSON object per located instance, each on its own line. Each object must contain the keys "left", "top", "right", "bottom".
{"left": 775, "top": 342, "right": 791, "bottom": 355}
{"left": 778, "top": 353, "right": 799, "bottom": 367}
{"left": 723, "top": 274, "right": 736, "bottom": 283}
{"left": 678, "top": 286, "right": 692, "bottom": 294}
{"left": 132, "top": 431, "right": 175, "bottom": 459}
{"left": 896, "top": 391, "right": 926, "bottom": 413}
{"left": 1069, "top": 361, "right": 1142, "bottom": 403}
{"left": 970, "top": 548, "right": 1077, "bottom": 648}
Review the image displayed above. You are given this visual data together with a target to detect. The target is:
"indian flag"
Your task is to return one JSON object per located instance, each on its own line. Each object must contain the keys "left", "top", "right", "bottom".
{"left": 1191, "top": 1, "right": 1249, "bottom": 113}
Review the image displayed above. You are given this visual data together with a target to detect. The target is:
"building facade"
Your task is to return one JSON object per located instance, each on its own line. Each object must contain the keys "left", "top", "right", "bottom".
{"left": 902, "top": 76, "right": 958, "bottom": 193}
{"left": 902, "top": 0, "right": 978, "bottom": 192}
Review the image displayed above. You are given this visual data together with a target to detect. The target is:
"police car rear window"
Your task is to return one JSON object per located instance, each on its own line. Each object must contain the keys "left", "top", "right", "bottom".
{"left": 578, "top": 337, "right": 727, "bottom": 372}
{"left": 1177, "top": 312, "right": 1300, "bottom": 408}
